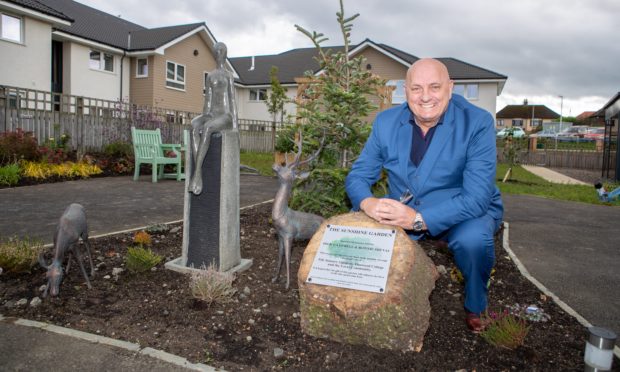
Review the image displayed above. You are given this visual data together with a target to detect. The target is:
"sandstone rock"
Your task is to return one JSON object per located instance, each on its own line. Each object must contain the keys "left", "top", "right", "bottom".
{"left": 298, "top": 212, "right": 438, "bottom": 352}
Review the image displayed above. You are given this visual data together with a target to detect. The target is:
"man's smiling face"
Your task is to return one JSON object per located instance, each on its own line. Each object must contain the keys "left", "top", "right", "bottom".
{"left": 405, "top": 59, "right": 454, "bottom": 128}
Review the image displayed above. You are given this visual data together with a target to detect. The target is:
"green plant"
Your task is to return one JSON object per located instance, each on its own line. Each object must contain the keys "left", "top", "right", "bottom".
{"left": 0, "top": 129, "right": 40, "bottom": 165}
{"left": 125, "top": 246, "right": 162, "bottom": 273}
{"left": 274, "top": 125, "right": 297, "bottom": 153}
{"left": 189, "top": 262, "right": 237, "bottom": 305}
{"left": 103, "top": 142, "right": 134, "bottom": 158}
{"left": 291, "top": 167, "right": 350, "bottom": 217}
{"left": 0, "top": 236, "right": 44, "bottom": 273}
{"left": 295, "top": 2, "right": 385, "bottom": 168}
{"left": 480, "top": 309, "right": 530, "bottom": 350}
{"left": 266, "top": 66, "right": 289, "bottom": 151}
{"left": 145, "top": 224, "right": 170, "bottom": 234}
{"left": 0, "top": 163, "right": 21, "bottom": 186}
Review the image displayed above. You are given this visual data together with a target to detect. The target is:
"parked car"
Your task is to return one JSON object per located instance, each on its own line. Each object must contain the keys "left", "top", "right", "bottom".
{"left": 557, "top": 125, "right": 590, "bottom": 139}
{"left": 583, "top": 127, "right": 605, "bottom": 141}
{"left": 496, "top": 127, "right": 526, "bottom": 138}
{"left": 536, "top": 130, "right": 559, "bottom": 139}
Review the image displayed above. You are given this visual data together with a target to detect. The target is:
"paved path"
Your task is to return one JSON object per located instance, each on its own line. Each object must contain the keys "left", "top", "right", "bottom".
{"left": 521, "top": 164, "right": 589, "bottom": 185}
{"left": 0, "top": 174, "right": 278, "bottom": 244}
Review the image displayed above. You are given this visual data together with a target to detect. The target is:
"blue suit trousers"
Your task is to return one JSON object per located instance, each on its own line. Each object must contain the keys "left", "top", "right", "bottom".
{"left": 442, "top": 213, "right": 502, "bottom": 314}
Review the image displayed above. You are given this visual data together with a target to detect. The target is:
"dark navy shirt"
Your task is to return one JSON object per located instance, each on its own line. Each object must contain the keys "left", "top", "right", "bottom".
{"left": 409, "top": 113, "right": 443, "bottom": 167}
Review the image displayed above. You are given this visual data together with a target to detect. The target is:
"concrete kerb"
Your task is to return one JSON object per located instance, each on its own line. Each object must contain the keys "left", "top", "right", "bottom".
{"left": 501, "top": 222, "right": 620, "bottom": 359}
{"left": 0, "top": 316, "right": 218, "bottom": 371}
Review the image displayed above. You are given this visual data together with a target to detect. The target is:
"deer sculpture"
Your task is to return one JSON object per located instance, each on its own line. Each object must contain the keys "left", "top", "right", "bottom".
{"left": 38, "top": 203, "right": 94, "bottom": 297}
{"left": 272, "top": 132, "right": 324, "bottom": 290}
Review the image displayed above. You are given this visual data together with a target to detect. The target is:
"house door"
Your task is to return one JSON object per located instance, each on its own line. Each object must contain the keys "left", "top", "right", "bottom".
{"left": 51, "top": 40, "right": 63, "bottom": 111}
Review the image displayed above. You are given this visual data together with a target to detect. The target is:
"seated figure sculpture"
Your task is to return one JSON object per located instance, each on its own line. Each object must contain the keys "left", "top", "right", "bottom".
{"left": 189, "top": 42, "right": 237, "bottom": 195}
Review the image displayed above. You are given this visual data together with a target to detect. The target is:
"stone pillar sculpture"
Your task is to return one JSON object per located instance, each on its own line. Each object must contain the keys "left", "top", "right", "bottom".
{"left": 166, "top": 42, "right": 251, "bottom": 274}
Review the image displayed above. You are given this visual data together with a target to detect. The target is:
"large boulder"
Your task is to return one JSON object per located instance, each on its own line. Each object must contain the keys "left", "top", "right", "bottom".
{"left": 297, "top": 212, "right": 438, "bottom": 352}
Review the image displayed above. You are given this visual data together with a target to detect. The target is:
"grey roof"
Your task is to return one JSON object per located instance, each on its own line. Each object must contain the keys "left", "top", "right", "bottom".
{"left": 230, "top": 39, "right": 507, "bottom": 86}
{"left": 4, "top": 0, "right": 73, "bottom": 22}
{"left": 7, "top": 0, "right": 209, "bottom": 51}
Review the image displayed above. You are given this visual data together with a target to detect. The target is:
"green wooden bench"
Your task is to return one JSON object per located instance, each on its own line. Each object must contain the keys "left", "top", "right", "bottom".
{"left": 131, "top": 127, "right": 184, "bottom": 183}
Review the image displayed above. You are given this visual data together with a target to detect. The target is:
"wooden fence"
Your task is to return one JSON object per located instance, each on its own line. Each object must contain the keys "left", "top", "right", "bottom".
{"left": 0, "top": 85, "right": 285, "bottom": 153}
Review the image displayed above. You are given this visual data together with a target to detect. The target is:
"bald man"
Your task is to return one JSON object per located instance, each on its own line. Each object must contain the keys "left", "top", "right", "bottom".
{"left": 346, "top": 58, "right": 503, "bottom": 333}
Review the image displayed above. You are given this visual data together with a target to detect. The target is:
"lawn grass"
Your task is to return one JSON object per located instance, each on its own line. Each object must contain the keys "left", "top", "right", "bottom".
{"left": 240, "top": 151, "right": 275, "bottom": 176}
{"left": 238, "top": 151, "right": 614, "bottom": 206}
{"left": 496, "top": 164, "right": 604, "bottom": 205}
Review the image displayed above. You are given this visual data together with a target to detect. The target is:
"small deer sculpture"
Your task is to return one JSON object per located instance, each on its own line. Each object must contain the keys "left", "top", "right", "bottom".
{"left": 272, "top": 132, "right": 324, "bottom": 289}
{"left": 38, "top": 203, "right": 94, "bottom": 297}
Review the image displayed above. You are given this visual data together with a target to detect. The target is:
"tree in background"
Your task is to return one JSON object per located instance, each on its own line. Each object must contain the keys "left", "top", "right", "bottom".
{"left": 287, "top": 0, "right": 386, "bottom": 217}
{"left": 265, "top": 66, "right": 288, "bottom": 151}
{"left": 294, "top": 0, "right": 385, "bottom": 169}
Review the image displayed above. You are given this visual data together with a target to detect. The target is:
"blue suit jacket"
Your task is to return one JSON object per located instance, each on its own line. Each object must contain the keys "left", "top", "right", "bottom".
{"left": 345, "top": 94, "right": 503, "bottom": 237}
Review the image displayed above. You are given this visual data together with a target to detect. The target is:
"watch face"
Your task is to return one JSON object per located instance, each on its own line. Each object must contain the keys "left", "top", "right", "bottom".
{"left": 413, "top": 221, "right": 424, "bottom": 231}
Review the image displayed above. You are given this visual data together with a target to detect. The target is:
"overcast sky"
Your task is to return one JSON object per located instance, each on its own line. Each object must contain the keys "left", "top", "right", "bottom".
{"left": 79, "top": 0, "right": 619, "bottom": 116}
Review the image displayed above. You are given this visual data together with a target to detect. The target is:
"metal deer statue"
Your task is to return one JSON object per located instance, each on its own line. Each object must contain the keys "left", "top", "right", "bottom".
{"left": 38, "top": 203, "right": 94, "bottom": 297}
{"left": 272, "top": 132, "right": 324, "bottom": 289}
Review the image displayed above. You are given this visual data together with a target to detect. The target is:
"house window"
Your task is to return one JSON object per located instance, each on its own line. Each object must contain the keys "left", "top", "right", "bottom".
{"left": 166, "top": 61, "right": 185, "bottom": 90}
{"left": 497, "top": 119, "right": 504, "bottom": 127}
{"left": 532, "top": 119, "right": 542, "bottom": 127}
{"left": 89, "top": 50, "right": 114, "bottom": 72}
{"left": 512, "top": 119, "right": 524, "bottom": 127}
{"left": 387, "top": 80, "right": 406, "bottom": 104}
{"left": 136, "top": 58, "right": 148, "bottom": 77}
{"left": 249, "top": 88, "right": 267, "bottom": 101}
{"left": 453, "top": 84, "right": 479, "bottom": 100}
{"left": 1, "top": 13, "right": 22, "bottom": 43}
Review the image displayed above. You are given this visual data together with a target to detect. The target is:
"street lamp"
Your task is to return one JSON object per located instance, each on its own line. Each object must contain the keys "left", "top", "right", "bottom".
{"left": 559, "top": 95, "right": 564, "bottom": 130}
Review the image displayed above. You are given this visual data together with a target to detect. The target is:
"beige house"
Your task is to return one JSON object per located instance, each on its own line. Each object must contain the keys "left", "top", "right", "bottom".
{"left": 230, "top": 39, "right": 508, "bottom": 123}
{"left": 496, "top": 103, "right": 560, "bottom": 132}
{"left": 0, "top": 0, "right": 237, "bottom": 115}
{"left": 1, "top": 0, "right": 507, "bottom": 124}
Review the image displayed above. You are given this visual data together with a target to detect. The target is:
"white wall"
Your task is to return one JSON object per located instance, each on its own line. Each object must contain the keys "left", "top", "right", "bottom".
{"left": 0, "top": 16, "right": 51, "bottom": 90}
{"left": 64, "top": 42, "right": 129, "bottom": 101}
{"left": 235, "top": 86, "right": 298, "bottom": 122}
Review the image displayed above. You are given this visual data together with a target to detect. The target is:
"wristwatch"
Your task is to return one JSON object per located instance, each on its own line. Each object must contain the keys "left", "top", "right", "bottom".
{"left": 412, "top": 212, "right": 425, "bottom": 232}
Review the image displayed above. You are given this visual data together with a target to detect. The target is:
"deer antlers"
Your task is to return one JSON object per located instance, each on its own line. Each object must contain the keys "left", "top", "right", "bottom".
{"left": 285, "top": 129, "right": 325, "bottom": 170}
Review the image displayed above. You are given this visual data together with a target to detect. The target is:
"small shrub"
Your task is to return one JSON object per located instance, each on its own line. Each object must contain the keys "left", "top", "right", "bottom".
{"left": 0, "top": 163, "right": 21, "bottom": 186}
{"left": 133, "top": 230, "right": 152, "bottom": 246}
{"left": 104, "top": 142, "right": 133, "bottom": 158}
{"left": 480, "top": 309, "right": 530, "bottom": 350}
{"left": 0, "top": 129, "right": 40, "bottom": 165}
{"left": 189, "top": 262, "right": 237, "bottom": 305}
{"left": 125, "top": 246, "right": 162, "bottom": 273}
{"left": 0, "top": 236, "right": 44, "bottom": 273}
{"left": 20, "top": 160, "right": 102, "bottom": 180}
{"left": 145, "top": 224, "right": 170, "bottom": 234}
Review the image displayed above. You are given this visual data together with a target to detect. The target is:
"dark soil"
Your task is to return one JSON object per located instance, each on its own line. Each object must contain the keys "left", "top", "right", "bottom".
{"left": 0, "top": 203, "right": 598, "bottom": 371}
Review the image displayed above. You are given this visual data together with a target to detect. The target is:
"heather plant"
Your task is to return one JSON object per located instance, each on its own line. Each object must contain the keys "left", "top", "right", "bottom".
{"left": 20, "top": 160, "right": 102, "bottom": 179}
{"left": 0, "top": 129, "right": 40, "bottom": 165}
{"left": 0, "top": 163, "right": 20, "bottom": 186}
{"left": 145, "top": 224, "right": 170, "bottom": 234}
{"left": 189, "top": 262, "right": 237, "bottom": 305}
{"left": 125, "top": 246, "right": 162, "bottom": 273}
{"left": 0, "top": 236, "right": 44, "bottom": 273}
{"left": 480, "top": 308, "right": 530, "bottom": 350}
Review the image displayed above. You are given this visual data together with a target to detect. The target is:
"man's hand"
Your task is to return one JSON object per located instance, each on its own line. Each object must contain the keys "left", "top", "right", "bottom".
{"left": 360, "top": 197, "right": 416, "bottom": 230}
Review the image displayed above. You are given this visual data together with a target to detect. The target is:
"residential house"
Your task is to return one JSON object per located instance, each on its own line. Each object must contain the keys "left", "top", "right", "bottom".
{"left": 594, "top": 92, "right": 620, "bottom": 181}
{"left": 230, "top": 39, "right": 508, "bottom": 123}
{"left": 0, "top": 0, "right": 236, "bottom": 116}
{"left": 1, "top": 0, "right": 507, "bottom": 125}
{"left": 496, "top": 103, "right": 560, "bottom": 132}
{"left": 576, "top": 111, "right": 604, "bottom": 126}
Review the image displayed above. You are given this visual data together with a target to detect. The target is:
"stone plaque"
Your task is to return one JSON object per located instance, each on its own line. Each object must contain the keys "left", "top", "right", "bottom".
{"left": 306, "top": 224, "right": 396, "bottom": 293}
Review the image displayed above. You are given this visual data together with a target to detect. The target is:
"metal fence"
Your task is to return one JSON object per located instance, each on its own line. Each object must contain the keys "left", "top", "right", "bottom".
{"left": 0, "top": 85, "right": 285, "bottom": 153}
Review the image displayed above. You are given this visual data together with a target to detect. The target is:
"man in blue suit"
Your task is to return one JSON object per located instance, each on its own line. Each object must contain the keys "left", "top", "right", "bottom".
{"left": 345, "top": 58, "right": 503, "bottom": 333}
